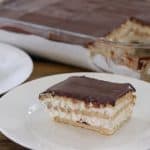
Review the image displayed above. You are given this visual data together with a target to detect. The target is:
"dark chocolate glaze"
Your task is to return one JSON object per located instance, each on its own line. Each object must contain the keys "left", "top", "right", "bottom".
{"left": 0, "top": 0, "right": 150, "bottom": 40}
{"left": 40, "top": 76, "right": 135, "bottom": 106}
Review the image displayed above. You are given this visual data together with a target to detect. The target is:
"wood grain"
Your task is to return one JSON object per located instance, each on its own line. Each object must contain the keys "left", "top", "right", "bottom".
{"left": 0, "top": 56, "right": 89, "bottom": 150}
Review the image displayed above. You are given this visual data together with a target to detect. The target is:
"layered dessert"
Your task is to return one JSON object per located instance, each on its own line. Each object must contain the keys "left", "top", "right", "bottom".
{"left": 88, "top": 17, "right": 150, "bottom": 72}
{"left": 0, "top": 0, "right": 150, "bottom": 42}
{"left": 39, "top": 76, "right": 136, "bottom": 135}
{"left": 0, "top": 0, "right": 149, "bottom": 74}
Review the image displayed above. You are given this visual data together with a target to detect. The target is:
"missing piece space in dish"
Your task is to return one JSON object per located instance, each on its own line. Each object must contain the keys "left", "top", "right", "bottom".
{"left": 39, "top": 76, "right": 136, "bottom": 135}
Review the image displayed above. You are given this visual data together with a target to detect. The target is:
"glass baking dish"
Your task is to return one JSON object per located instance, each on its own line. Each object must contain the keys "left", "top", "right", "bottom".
{"left": 0, "top": 17, "right": 149, "bottom": 81}
{"left": 0, "top": 0, "right": 149, "bottom": 81}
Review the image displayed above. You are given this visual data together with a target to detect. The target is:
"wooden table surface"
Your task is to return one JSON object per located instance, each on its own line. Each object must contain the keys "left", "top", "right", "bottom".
{"left": 0, "top": 56, "right": 89, "bottom": 150}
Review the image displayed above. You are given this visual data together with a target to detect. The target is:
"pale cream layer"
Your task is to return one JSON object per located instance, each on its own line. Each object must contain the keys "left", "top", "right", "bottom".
{"left": 41, "top": 92, "right": 135, "bottom": 129}
{"left": 106, "top": 20, "right": 150, "bottom": 43}
{"left": 42, "top": 92, "right": 134, "bottom": 118}
{"left": 46, "top": 102, "right": 134, "bottom": 129}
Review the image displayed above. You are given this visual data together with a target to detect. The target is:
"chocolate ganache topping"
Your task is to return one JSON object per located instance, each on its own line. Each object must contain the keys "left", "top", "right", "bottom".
{"left": 40, "top": 76, "right": 135, "bottom": 106}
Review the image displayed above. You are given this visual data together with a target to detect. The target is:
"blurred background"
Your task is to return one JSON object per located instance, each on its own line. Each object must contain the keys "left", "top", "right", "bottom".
{"left": 0, "top": 0, "right": 150, "bottom": 149}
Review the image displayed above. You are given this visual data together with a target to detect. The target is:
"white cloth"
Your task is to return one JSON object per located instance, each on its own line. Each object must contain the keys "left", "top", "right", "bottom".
{"left": 0, "top": 30, "right": 140, "bottom": 78}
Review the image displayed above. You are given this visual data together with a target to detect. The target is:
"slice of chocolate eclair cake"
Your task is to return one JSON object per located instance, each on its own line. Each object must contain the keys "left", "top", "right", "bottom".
{"left": 39, "top": 76, "right": 136, "bottom": 135}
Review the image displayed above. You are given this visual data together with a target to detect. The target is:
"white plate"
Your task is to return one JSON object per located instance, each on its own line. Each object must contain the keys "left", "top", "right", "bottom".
{"left": 0, "top": 43, "right": 33, "bottom": 94}
{"left": 0, "top": 73, "right": 150, "bottom": 150}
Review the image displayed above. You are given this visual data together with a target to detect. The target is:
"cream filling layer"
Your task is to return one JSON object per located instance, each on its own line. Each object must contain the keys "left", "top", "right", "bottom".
{"left": 106, "top": 20, "right": 150, "bottom": 43}
{"left": 43, "top": 92, "right": 134, "bottom": 118}
{"left": 47, "top": 103, "right": 134, "bottom": 129}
